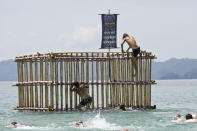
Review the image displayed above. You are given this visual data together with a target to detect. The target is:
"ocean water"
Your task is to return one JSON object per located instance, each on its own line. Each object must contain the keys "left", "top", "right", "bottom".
{"left": 1, "top": 80, "right": 197, "bottom": 131}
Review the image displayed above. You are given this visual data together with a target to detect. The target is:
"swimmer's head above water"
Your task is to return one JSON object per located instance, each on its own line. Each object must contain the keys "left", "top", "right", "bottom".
{"left": 120, "top": 104, "right": 126, "bottom": 111}
{"left": 11, "top": 122, "right": 17, "bottom": 126}
{"left": 174, "top": 114, "right": 181, "bottom": 120}
{"left": 76, "top": 120, "right": 83, "bottom": 126}
{"left": 186, "top": 114, "right": 193, "bottom": 120}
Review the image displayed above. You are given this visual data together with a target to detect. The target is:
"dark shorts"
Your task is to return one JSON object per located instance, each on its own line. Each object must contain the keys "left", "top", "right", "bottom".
{"left": 79, "top": 97, "right": 92, "bottom": 106}
{"left": 133, "top": 47, "right": 140, "bottom": 57}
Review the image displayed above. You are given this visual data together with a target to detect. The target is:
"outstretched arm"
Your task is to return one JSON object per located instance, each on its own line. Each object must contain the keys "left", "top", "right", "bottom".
{"left": 121, "top": 39, "right": 126, "bottom": 52}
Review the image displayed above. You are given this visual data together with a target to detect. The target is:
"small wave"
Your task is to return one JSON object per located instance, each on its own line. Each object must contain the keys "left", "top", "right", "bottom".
{"left": 7, "top": 123, "right": 62, "bottom": 130}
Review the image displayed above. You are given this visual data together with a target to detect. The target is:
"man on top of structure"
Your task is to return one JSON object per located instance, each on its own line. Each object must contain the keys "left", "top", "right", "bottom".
{"left": 70, "top": 82, "right": 92, "bottom": 110}
{"left": 121, "top": 33, "right": 140, "bottom": 77}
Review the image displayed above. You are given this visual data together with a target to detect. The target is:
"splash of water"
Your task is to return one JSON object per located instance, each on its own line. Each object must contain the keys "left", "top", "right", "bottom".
{"left": 78, "top": 110, "right": 122, "bottom": 130}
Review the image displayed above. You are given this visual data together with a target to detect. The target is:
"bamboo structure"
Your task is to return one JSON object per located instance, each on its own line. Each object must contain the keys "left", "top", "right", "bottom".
{"left": 13, "top": 51, "right": 156, "bottom": 111}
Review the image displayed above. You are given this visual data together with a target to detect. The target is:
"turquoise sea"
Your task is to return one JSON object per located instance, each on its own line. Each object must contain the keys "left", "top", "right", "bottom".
{"left": 0, "top": 80, "right": 197, "bottom": 131}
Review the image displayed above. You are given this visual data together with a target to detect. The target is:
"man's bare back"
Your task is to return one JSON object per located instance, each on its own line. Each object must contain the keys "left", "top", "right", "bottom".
{"left": 121, "top": 33, "right": 139, "bottom": 52}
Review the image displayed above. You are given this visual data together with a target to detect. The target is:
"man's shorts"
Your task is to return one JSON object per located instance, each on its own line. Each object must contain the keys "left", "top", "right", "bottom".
{"left": 79, "top": 97, "right": 92, "bottom": 106}
{"left": 133, "top": 47, "right": 140, "bottom": 57}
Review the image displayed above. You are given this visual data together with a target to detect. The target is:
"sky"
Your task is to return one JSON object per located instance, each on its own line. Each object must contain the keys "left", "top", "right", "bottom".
{"left": 0, "top": 0, "right": 197, "bottom": 61}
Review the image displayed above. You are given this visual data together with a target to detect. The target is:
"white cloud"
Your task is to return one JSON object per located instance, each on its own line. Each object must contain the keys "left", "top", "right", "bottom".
{"left": 27, "top": 32, "right": 38, "bottom": 37}
{"left": 7, "top": 32, "right": 16, "bottom": 38}
{"left": 62, "top": 24, "right": 101, "bottom": 47}
{"left": 72, "top": 24, "right": 101, "bottom": 43}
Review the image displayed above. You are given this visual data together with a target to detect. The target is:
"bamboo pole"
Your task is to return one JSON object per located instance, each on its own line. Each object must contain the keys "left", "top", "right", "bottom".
{"left": 45, "top": 60, "right": 48, "bottom": 108}
{"left": 20, "top": 62, "right": 24, "bottom": 107}
{"left": 69, "top": 53, "right": 73, "bottom": 110}
{"left": 40, "top": 59, "right": 43, "bottom": 108}
{"left": 114, "top": 54, "right": 118, "bottom": 106}
{"left": 76, "top": 53, "right": 80, "bottom": 107}
{"left": 139, "top": 54, "right": 142, "bottom": 107}
{"left": 105, "top": 53, "right": 109, "bottom": 107}
{"left": 91, "top": 53, "right": 94, "bottom": 109}
{"left": 74, "top": 55, "right": 77, "bottom": 109}
{"left": 30, "top": 60, "right": 34, "bottom": 107}
{"left": 126, "top": 53, "right": 129, "bottom": 107}
{"left": 147, "top": 58, "right": 151, "bottom": 107}
{"left": 131, "top": 56, "right": 134, "bottom": 107}
{"left": 111, "top": 53, "right": 115, "bottom": 107}
{"left": 117, "top": 53, "right": 120, "bottom": 106}
{"left": 144, "top": 54, "right": 146, "bottom": 108}
{"left": 17, "top": 62, "right": 21, "bottom": 107}
{"left": 135, "top": 57, "right": 139, "bottom": 107}
{"left": 86, "top": 53, "right": 90, "bottom": 108}
{"left": 96, "top": 53, "right": 99, "bottom": 108}
{"left": 101, "top": 53, "right": 104, "bottom": 108}
{"left": 60, "top": 60, "right": 63, "bottom": 110}
{"left": 50, "top": 60, "right": 54, "bottom": 108}
{"left": 24, "top": 62, "right": 29, "bottom": 107}
{"left": 35, "top": 60, "right": 38, "bottom": 108}
{"left": 150, "top": 58, "right": 152, "bottom": 107}
{"left": 64, "top": 56, "right": 68, "bottom": 110}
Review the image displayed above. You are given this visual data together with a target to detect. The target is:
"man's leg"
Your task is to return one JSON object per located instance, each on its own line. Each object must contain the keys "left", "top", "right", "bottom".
{"left": 132, "top": 57, "right": 138, "bottom": 79}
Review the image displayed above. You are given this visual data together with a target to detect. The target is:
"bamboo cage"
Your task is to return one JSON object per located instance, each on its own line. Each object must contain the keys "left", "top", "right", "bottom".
{"left": 13, "top": 51, "right": 156, "bottom": 111}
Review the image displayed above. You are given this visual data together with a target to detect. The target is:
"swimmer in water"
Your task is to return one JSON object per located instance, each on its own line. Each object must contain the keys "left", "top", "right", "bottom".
{"left": 76, "top": 120, "right": 83, "bottom": 126}
{"left": 11, "top": 122, "right": 25, "bottom": 127}
{"left": 120, "top": 104, "right": 126, "bottom": 111}
{"left": 173, "top": 114, "right": 181, "bottom": 120}
{"left": 122, "top": 129, "right": 128, "bottom": 131}
{"left": 184, "top": 113, "right": 197, "bottom": 123}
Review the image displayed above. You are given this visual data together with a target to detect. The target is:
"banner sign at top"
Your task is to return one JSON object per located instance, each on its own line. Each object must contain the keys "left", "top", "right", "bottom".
{"left": 101, "top": 14, "right": 117, "bottom": 49}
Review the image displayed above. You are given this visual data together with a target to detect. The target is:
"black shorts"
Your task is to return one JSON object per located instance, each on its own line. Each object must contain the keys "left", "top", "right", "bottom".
{"left": 79, "top": 97, "right": 92, "bottom": 106}
{"left": 133, "top": 47, "right": 140, "bottom": 57}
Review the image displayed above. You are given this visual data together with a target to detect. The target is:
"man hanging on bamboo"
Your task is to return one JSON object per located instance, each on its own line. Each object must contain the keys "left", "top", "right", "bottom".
{"left": 70, "top": 82, "right": 92, "bottom": 110}
{"left": 121, "top": 33, "right": 141, "bottom": 77}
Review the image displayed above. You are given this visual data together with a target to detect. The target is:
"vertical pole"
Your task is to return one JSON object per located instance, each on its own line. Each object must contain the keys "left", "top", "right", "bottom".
{"left": 24, "top": 62, "right": 29, "bottom": 107}
{"left": 64, "top": 54, "right": 68, "bottom": 110}
{"left": 101, "top": 53, "right": 104, "bottom": 108}
{"left": 105, "top": 53, "right": 109, "bottom": 107}
{"left": 149, "top": 58, "right": 152, "bottom": 107}
{"left": 60, "top": 60, "right": 63, "bottom": 110}
{"left": 131, "top": 55, "right": 135, "bottom": 107}
{"left": 117, "top": 53, "right": 120, "bottom": 106}
{"left": 91, "top": 53, "right": 94, "bottom": 109}
{"left": 45, "top": 60, "right": 48, "bottom": 108}
{"left": 96, "top": 53, "right": 99, "bottom": 108}
{"left": 70, "top": 53, "right": 73, "bottom": 110}
{"left": 30, "top": 60, "right": 34, "bottom": 107}
{"left": 17, "top": 62, "right": 22, "bottom": 107}
{"left": 35, "top": 60, "right": 38, "bottom": 108}
{"left": 55, "top": 60, "right": 59, "bottom": 110}
{"left": 74, "top": 54, "right": 77, "bottom": 109}
{"left": 50, "top": 59, "right": 54, "bottom": 108}
{"left": 139, "top": 54, "right": 142, "bottom": 107}
{"left": 20, "top": 62, "right": 24, "bottom": 107}
{"left": 40, "top": 59, "right": 43, "bottom": 108}
{"left": 86, "top": 53, "right": 89, "bottom": 108}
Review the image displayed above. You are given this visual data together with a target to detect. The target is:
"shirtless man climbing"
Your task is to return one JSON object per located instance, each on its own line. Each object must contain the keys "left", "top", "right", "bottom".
{"left": 121, "top": 33, "right": 140, "bottom": 57}
{"left": 70, "top": 82, "right": 92, "bottom": 110}
{"left": 121, "top": 33, "right": 140, "bottom": 77}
